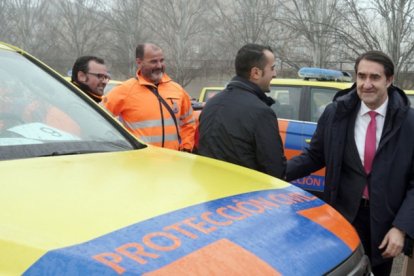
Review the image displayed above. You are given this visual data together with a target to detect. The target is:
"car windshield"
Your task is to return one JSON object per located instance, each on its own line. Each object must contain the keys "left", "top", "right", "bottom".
{"left": 0, "top": 49, "right": 140, "bottom": 160}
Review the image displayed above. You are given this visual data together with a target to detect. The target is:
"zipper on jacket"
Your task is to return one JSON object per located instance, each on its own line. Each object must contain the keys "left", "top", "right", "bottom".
{"left": 153, "top": 88, "right": 165, "bottom": 147}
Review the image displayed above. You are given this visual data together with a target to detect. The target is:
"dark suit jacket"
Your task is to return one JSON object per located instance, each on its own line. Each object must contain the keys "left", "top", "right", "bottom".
{"left": 333, "top": 108, "right": 367, "bottom": 221}
{"left": 287, "top": 84, "right": 414, "bottom": 266}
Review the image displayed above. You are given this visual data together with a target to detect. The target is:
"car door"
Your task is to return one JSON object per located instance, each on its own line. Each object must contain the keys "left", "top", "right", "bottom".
{"left": 269, "top": 83, "right": 346, "bottom": 196}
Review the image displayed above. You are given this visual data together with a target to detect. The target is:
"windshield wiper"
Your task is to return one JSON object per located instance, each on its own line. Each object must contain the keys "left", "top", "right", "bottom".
{"left": 39, "top": 150, "right": 107, "bottom": 157}
{"left": 97, "top": 140, "right": 136, "bottom": 150}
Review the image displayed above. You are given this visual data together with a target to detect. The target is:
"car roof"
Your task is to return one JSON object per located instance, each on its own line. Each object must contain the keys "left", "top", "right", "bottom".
{"left": 198, "top": 79, "right": 353, "bottom": 102}
{"left": 201, "top": 80, "right": 352, "bottom": 89}
{"left": 202, "top": 79, "right": 353, "bottom": 90}
{"left": 0, "top": 42, "right": 18, "bottom": 51}
{"left": 270, "top": 78, "right": 353, "bottom": 89}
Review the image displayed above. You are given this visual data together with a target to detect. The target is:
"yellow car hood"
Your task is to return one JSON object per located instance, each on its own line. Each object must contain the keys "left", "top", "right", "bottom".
{"left": 0, "top": 146, "right": 286, "bottom": 274}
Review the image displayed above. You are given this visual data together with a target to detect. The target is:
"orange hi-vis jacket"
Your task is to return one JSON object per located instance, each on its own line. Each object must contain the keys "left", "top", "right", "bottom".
{"left": 102, "top": 71, "right": 196, "bottom": 151}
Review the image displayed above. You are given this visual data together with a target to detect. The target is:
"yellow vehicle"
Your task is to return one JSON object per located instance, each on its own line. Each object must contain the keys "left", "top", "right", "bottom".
{"left": 197, "top": 79, "right": 352, "bottom": 123}
{"left": 196, "top": 77, "right": 353, "bottom": 195}
{"left": 270, "top": 78, "right": 352, "bottom": 194}
{"left": 268, "top": 78, "right": 352, "bottom": 122}
{"left": 405, "top": 89, "right": 414, "bottom": 104}
{"left": 197, "top": 87, "right": 224, "bottom": 103}
{"left": 0, "top": 42, "right": 370, "bottom": 275}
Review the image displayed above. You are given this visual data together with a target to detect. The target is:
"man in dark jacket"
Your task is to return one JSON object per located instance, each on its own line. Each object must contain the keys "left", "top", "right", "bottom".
{"left": 198, "top": 43, "right": 286, "bottom": 179}
{"left": 71, "top": 56, "right": 110, "bottom": 103}
{"left": 287, "top": 51, "right": 414, "bottom": 275}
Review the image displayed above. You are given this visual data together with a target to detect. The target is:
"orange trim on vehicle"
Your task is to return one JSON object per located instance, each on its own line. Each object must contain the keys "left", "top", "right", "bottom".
{"left": 145, "top": 238, "right": 281, "bottom": 276}
{"left": 284, "top": 141, "right": 325, "bottom": 177}
{"left": 298, "top": 204, "right": 359, "bottom": 251}
{"left": 277, "top": 119, "right": 288, "bottom": 144}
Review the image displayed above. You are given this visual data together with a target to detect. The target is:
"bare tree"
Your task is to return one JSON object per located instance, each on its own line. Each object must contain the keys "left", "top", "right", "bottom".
{"left": 337, "top": 0, "right": 414, "bottom": 86}
{"left": 212, "top": 0, "right": 280, "bottom": 61}
{"left": 275, "top": 0, "right": 345, "bottom": 69}
{"left": 51, "top": 0, "right": 107, "bottom": 58}
{"left": 5, "top": 0, "right": 414, "bottom": 89}
{"left": 0, "top": 0, "right": 14, "bottom": 42}
{"left": 210, "top": 0, "right": 306, "bottom": 78}
{"left": 106, "top": 0, "right": 149, "bottom": 78}
{"left": 6, "top": 0, "right": 52, "bottom": 57}
{"left": 143, "top": 0, "right": 215, "bottom": 87}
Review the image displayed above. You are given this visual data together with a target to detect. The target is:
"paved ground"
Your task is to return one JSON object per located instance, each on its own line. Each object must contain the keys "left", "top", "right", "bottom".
{"left": 391, "top": 254, "right": 404, "bottom": 275}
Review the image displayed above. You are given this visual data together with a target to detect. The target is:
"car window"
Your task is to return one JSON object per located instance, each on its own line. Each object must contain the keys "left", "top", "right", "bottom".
{"left": 0, "top": 50, "right": 139, "bottom": 160}
{"left": 406, "top": 94, "right": 414, "bottom": 105}
{"left": 271, "top": 90, "right": 289, "bottom": 104}
{"left": 310, "top": 87, "right": 338, "bottom": 122}
{"left": 268, "top": 86, "right": 301, "bottom": 120}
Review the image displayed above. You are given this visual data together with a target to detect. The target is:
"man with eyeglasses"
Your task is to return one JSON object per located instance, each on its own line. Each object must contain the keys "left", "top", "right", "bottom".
{"left": 71, "top": 56, "right": 110, "bottom": 103}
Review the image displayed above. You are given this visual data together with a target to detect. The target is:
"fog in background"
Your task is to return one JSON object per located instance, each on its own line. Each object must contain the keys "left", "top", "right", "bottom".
{"left": 2, "top": 0, "right": 414, "bottom": 97}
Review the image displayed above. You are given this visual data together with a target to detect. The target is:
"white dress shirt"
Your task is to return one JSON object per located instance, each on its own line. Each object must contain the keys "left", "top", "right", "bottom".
{"left": 354, "top": 98, "right": 388, "bottom": 165}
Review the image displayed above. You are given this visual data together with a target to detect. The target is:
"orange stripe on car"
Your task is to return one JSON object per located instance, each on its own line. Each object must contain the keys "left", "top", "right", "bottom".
{"left": 298, "top": 204, "right": 359, "bottom": 251}
{"left": 145, "top": 238, "right": 281, "bottom": 276}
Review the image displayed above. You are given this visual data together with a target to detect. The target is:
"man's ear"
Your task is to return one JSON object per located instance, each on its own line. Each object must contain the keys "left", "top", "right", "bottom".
{"left": 78, "top": 71, "right": 87, "bottom": 82}
{"left": 136, "top": 58, "right": 142, "bottom": 69}
{"left": 250, "top": 67, "right": 261, "bottom": 81}
{"left": 386, "top": 75, "right": 394, "bottom": 88}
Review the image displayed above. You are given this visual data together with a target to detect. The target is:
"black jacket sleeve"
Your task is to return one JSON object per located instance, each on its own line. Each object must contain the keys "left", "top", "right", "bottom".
{"left": 254, "top": 109, "right": 286, "bottom": 179}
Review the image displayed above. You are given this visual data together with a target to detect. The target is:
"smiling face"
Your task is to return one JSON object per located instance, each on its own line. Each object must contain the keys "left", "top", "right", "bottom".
{"left": 257, "top": 50, "right": 277, "bottom": 92}
{"left": 136, "top": 44, "right": 166, "bottom": 84}
{"left": 77, "top": 60, "right": 109, "bottom": 96}
{"left": 250, "top": 49, "right": 277, "bottom": 92}
{"left": 356, "top": 59, "right": 393, "bottom": 110}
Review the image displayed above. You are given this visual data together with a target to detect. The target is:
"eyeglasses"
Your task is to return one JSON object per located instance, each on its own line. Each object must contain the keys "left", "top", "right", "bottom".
{"left": 87, "top": 72, "right": 111, "bottom": 81}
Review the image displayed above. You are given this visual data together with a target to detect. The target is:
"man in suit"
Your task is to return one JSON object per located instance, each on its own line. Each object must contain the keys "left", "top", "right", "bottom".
{"left": 287, "top": 51, "right": 414, "bottom": 275}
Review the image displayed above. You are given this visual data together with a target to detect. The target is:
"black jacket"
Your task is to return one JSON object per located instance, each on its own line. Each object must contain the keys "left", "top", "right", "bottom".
{"left": 198, "top": 76, "right": 286, "bottom": 179}
{"left": 287, "top": 84, "right": 414, "bottom": 265}
{"left": 72, "top": 81, "right": 102, "bottom": 103}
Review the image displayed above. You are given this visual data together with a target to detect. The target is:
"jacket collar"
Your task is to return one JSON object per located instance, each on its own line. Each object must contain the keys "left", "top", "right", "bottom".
{"left": 71, "top": 80, "right": 102, "bottom": 103}
{"left": 333, "top": 83, "right": 410, "bottom": 119}
{"left": 226, "top": 76, "right": 275, "bottom": 106}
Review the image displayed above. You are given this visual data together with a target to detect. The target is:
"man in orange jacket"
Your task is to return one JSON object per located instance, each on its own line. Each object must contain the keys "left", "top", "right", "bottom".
{"left": 103, "top": 43, "right": 196, "bottom": 151}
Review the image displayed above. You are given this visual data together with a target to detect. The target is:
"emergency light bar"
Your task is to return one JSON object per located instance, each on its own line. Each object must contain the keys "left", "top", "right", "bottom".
{"left": 298, "top": 67, "right": 352, "bottom": 82}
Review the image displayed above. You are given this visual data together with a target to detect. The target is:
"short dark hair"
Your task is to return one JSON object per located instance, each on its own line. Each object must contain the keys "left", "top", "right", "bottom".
{"left": 135, "top": 43, "right": 161, "bottom": 59}
{"left": 235, "top": 44, "right": 273, "bottom": 79}
{"left": 354, "top": 51, "right": 394, "bottom": 78}
{"left": 71, "top": 56, "right": 105, "bottom": 82}
{"left": 136, "top": 44, "right": 145, "bottom": 59}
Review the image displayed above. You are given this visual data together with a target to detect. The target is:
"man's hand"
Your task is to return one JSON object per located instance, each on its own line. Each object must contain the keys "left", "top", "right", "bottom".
{"left": 379, "top": 227, "right": 405, "bottom": 258}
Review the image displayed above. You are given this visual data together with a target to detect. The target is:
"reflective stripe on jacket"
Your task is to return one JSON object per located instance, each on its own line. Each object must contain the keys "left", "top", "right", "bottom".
{"left": 103, "top": 71, "right": 196, "bottom": 150}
